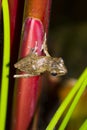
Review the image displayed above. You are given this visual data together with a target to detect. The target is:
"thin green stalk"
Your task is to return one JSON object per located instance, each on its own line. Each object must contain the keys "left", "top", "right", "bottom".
{"left": 0, "top": 0, "right": 10, "bottom": 130}
{"left": 59, "top": 78, "right": 87, "bottom": 130}
{"left": 46, "top": 68, "right": 87, "bottom": 130}
{"left": 79, "top": 119, "right": 87, "bottom": 130}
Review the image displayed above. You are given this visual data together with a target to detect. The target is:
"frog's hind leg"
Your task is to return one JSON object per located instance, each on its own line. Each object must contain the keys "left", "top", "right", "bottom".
{"left": 41, "top": 33, "right": 50, "bottom": 57}
{"left": 13, "top": 73, "right": 40, "bottom": 78}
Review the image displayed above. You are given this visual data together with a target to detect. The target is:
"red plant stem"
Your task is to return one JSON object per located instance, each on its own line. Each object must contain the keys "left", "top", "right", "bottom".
{"left": 11, "top": 0, "right": 51, "bottom": 130}
{"left": 8, "top": 0, "right": 18, "bottom": 49}
{"left": 23, "top": 0, "right": 51, "bottom": 32}
{"left": 12, "top": 18, "right": 44, "bottom": 130}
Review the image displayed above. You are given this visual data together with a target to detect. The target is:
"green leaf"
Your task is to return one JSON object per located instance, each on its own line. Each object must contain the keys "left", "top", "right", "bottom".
{"left": 0, "top": 1, "right": 10, "bottom": 130}
{"left": 46, "top": 68, "right": 87, "bottom": 130}
{"left": 59, "top": 78, "right": 87, "bottom": 130}
{"left": 79, "top": 119, "right": 87, "bottom": 130}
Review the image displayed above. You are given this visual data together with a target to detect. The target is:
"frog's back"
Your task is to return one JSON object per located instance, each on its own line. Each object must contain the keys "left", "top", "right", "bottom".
{"left": 14, "top": 55, "right": 49, "bottom": 74}
{"left": 14, "top": 54, "right": 36, "bottom": 72}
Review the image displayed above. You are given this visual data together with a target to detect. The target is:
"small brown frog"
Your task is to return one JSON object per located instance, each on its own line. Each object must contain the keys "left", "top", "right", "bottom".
{"left": 14, "top": 33, "right": 67, "bottom": 78}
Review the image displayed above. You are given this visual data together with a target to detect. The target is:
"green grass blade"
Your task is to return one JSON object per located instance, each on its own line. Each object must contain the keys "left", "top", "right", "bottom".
{"left": 79, "top": 119, "right": 87, "bottom": 130}
{"left": 46, "top": 68, "right": 87, "bottom": 130}
{"left": 0, "top": 0, "right": 10, "bottom": 130}
{"left": 58, "top": 78, "right": 87, "bottom": 130}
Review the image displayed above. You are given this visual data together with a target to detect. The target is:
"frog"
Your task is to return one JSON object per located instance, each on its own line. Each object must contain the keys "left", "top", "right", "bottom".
{"left": 13, "top": 33, "right": 67, "bottom": 78}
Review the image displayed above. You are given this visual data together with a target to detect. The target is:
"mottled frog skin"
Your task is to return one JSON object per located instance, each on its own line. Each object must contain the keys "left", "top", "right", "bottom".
{"left": 14, "top": 33, "right": 67, "bottom": 78}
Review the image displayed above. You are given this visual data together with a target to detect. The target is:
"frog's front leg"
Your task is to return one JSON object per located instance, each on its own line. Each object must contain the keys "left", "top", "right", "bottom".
{"left": 32, "top": 41, "right": 38, "bottom": 55}
{"left": 41, "top": 33, "right": 50, "bottom": 57}
{"left": 28, "top": 41, "right": 38, "bottom": 56}
{"left": 13, "top": 72, "right": 40, "bottom": 78}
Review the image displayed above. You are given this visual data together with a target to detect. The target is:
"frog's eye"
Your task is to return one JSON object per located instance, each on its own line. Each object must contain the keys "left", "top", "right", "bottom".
{"left": 51, "top": 72, "right": 57, "bottom": 76}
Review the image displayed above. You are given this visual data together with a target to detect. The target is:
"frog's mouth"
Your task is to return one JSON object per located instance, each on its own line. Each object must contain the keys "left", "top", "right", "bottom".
{"left": 58, "top": 66, "right": 67, "bottom": 76}
{"left": 58, "top": 70, "right": 67, "bottom": 76}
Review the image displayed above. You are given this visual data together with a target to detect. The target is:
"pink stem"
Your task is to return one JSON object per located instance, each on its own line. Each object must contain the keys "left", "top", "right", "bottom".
{"left": 11, "top": 0, "right": 52, "bottom": 130}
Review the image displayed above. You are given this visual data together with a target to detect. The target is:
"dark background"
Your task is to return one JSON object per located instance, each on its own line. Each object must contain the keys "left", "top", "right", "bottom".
{"left": 48, "top": 0, "right": 87, "bottom": 78}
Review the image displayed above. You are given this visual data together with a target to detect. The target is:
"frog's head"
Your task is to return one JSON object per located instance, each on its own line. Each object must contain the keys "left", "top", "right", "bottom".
{"left": 49, "top": 57, "right": 67, "bottom": 76}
